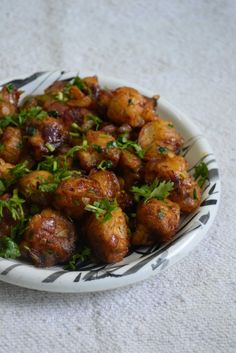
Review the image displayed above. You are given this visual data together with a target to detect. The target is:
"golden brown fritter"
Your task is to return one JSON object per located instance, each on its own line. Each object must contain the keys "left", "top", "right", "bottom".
{"left": 20, "top": 208, "right": 77, "bottom": 267}
{"left": 89, "top": 169, "right": 132, "bottom": 210}
{"left": 76, "top": 130, "right": 120, "bottom": 171}
{"left": 0, "top": 86, "right": 21, "bottom": 117}
{"left": 145, "top": 155, "right": 188, "bottom": 183}
{"left": 118, "top": 150, "right": 142, "bottom": 190}
{"left": 89, "top": 170, "right": 120, "bottom": 199}
{"left": 107, "top": 87, "right": 158, "bottom": 128}
{"left": 0, "top": 158, "right": 14, "bottom": 180}
{"left": 132, "top": 198, "right": 180, "bottom": 246}
{"left": 144, "top": 155, "right": 201, "bottom": 213}
{"left": 138, "top": 120, "right": 184, "bottom": 160}
{"left": 26, "top": 116, "right": 67, "bottom": 160}
{"left": 0, "top": 127, "right": 23, "bottom": 164}
{"left": 170, "top": 176, "right": 202, "bottom": 213}
{"left": 18, "top": 170, "right": 53, "bottom": 206}
{"left": 84, "top": 207, "right": 129, "bottom": 263}
{"left": 55, "top": 176, "right": 103, "bottom": 219}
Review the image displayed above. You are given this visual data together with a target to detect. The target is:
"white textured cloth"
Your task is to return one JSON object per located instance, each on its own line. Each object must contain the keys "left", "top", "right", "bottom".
{"left": 0, "top": 1, "right": 235, "bottom": 352}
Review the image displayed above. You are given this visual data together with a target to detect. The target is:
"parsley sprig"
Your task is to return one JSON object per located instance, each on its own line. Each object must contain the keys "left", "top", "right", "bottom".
{"left": 107, "top": 132, "right": 144, "bottom": 159}
{"left": 84, "top": 114, "right": 102, "bottom": 130}
{"left": 0, "top": 106, "right": 47, "bottom": 129}
{"left": 85, "top": 199, "right": 118, "bottom": 223}
{"left": 37, "top": 145, "right": 84, "bottom": 192}
{"left": 97, "top": 160, "right": 113, "bottom": 170}
{"left": 56, "top": 76, "right": 92, "bottom": 103}
{"left": 37, "top": 155, "right": 60, "bottom": 173}
{"left": 0, "top": 236, "right": 21, "bottom": 259}
{"left": 64, "top": 247, "right": 91, "bottom": 270}
{"left": 6, "top": 83, "right": 14, "bottom": 93}
{"left": 131, "top": 180, "right": 174, "bottom": 203}
{"left": 0, "top": 189, "right": 25, "bottom": 221}
{"left": 38, "top": 168, "right": 81, "bottom": 193}
{"left": 0, "top": 161, "right": 30, "bottom": 195}
{"left": 66, "top": 141, "right": 88, "bottom": 157}
{"left": 193, "top": 162, "right": 208, "bottom": 187}
{"left": 70, "top": 76, "right": 91, "bottom": 95}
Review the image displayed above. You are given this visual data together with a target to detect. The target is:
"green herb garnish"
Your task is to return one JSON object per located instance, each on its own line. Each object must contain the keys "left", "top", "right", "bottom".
{"left": 131, "top": 180, "right": 174, "bottom": 203}
{"left": 55, "top": 91, "right": 68, "bottom": 102}
{"left": 25, "top": 126, "right": 37, "bottom": 136}
{"left": 65, "top": 141, "right": 88, "bottom": 158}
{"left": 106, "top": 140, "right": 117, "bottom": 149}
{"left": 0, "top": 236, "right": 20, "bottom": 259}
{"left": 64, "top": 247, "right": 91, "bottom": 270}
{"left": 10, "top": 162, "right": 30, "bottom": 179}
{"left": 0, "top": 106, "right": 47, "bottom": 129}
{"left": 6, "top": 83, "right": 14, "bottom": 93}
{"left": 0, "top": 189, "right": 25, "bottom": 221}
{"left": 45, "top": 143, "right": 56, "bottom": 152}
{"left": 18, "top": 107, "right": 48, "bottom": 125}
{"left": 193, "top": 162, "right": 208, "bottom": 187}
{"left": 84, "top": 114, "right": 102, "bottom": 130}
{"left": 97, "top": 160, "right": 113, "bottom": 170}
{"left": 37, "top": 155, "right": 59, "bottom": 173}
{"left": 193, "top": 188, "right": 198, "bottom": 200}
{"left": 0, "top": 161, "right": 30, "bottom": 195}
{"left": 158, "top": 146, "right": 168, "bottom": 154}
{"left": 0, "top": 180, "right": 6, "bottom": 194}
{"left": 85, "top": 199, "right": 118, "bottom": 223}
{"left": 158, "top": 210, "right": 165, "bottom": 219}
{"left": 92, "top": 144, "right": 103, "bottom": 153}
{"left": 71, "top": 76, "right": 86, "bottom": 91}
{"left": 111, "top": 133, "right": 144, "bottom": 159}
{"left": 39, "top": 169, "right": 81, "bottom": 193}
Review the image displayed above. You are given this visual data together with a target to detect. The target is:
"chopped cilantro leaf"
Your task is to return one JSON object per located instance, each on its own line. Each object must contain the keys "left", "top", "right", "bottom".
{"left": 85, "top": 114, "right": 102, "bottom": 130}
{"left": 65, "top": 141, "right": 88, "bottom": 158}
{"left": 85, "top": 199, "right": 118, "bottom": 223}
{"left": 70, "top": 76, "right": 86, "bottom": 91}
{"left": 0, "top": 189, "right": 25, "bottom": 221}
{"left": 114, "top": 133, "right": 144, "bottom": 158}
{"left": 106, "top": 140, "right": 117, "bottom": 149}
{"left": 10, "top": 162, "right": 29, "bottom": 179}
{"left": 193, "top": 162, "right": 208, "bottom": 187}
{"left": 0, "top": 180, "right": 6, "bottom": 195}
{"left": 64, "top": 247, "right": 91, "bottom": 270}
{"left": 158, "top": 146, "right": 168, "bottom": 154}
{"left": 45, "top": 143, "right": 56, "bottom": 152}
{"left": 92, "top": 144, "right": 103, "bottom": 153}
{"left": 97, "top": 160, "right": 113, "bottom": 170}
{"left": 0, "top": 236, "right": 20, "bottom": 259}
{"left": 131, "top": 180, "right": 174, "bottom": 203}
{"left": 0, "top": 106, "right": 47, "bottom": 129}
{"left": 6, "top": 83, "right": 14, "bottom": 93}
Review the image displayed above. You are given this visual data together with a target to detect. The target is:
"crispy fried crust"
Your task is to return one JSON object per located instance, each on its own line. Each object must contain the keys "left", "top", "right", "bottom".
{"left": 132, "top": 198, "right": 180, "bottom": 246}
{"left": 20, "top": 208, "right": 77, "bottom": 267}
{"left": 84, "top": 207, "right": 129, "bottom": 263}
{"left": 55, "top": 177, "right": 103, "bottom": 219}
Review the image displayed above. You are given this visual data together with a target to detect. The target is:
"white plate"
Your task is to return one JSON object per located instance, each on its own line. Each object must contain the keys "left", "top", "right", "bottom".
{"left": 0, "top": 71, "right": 220, "bottom": 292}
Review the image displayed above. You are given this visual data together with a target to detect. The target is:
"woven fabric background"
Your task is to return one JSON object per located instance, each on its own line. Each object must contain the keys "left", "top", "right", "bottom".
{"left": 0, "top": 1, "right": 235, "bottom": 352}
